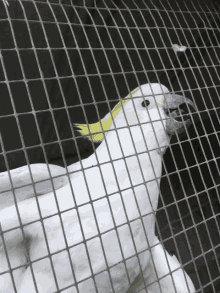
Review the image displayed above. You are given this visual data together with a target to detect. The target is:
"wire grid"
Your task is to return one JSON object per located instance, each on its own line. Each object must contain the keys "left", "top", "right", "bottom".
{"left": 0, "top": 0, "right": 220, "bottom": 292}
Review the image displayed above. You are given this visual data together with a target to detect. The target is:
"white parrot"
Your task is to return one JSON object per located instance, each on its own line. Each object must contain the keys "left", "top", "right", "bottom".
{"left": 0, "top": 83, "right": 196, "bottom": 293}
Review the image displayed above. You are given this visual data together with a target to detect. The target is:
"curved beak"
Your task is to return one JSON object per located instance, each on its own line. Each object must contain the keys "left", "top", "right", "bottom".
{"left": 163, "top": 94, "right": 197, "bottom": 135}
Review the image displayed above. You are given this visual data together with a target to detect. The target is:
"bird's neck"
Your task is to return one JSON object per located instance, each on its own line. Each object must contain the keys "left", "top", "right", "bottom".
{"left": 91, "top": 124, "right": 168, "bottom": 165}
{"left": 68, "top": 125, "right": 165, "bottom": 213}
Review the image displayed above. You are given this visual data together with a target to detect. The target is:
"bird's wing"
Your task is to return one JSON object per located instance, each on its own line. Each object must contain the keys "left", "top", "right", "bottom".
{"left": 0, "top": 163, "right": 69, "bottom": 209}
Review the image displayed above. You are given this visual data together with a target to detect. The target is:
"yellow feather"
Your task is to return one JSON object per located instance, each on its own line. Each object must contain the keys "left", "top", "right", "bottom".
{"left": 75, "top": 87, "right": 140, "bottom": 142}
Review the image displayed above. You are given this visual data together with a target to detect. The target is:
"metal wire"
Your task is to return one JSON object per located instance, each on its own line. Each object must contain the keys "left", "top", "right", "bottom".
{"left": 0, "top": 0, "right": 220, "bottom": 292}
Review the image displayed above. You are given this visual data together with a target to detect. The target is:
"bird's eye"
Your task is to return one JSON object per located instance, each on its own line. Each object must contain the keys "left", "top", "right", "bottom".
{"left": 141, "top": 100, "right": 150, "bottom": 107}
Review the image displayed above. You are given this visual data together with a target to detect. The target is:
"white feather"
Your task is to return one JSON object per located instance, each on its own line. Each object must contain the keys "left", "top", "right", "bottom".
{"left": 172, "top": 44, "right": 187, "bottom": 53}
{"left": 0, "top": 83, "right": 195, "bottom": 293}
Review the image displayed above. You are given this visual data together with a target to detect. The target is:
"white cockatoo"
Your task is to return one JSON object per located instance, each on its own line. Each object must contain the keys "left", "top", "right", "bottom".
{"left": 0, "top": 83, "right": 196, "bottom": 293}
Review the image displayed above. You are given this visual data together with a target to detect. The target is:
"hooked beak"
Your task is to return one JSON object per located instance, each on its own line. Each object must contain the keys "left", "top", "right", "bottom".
{"left": 163, "top": 94, "right": 197, "bottom": 135}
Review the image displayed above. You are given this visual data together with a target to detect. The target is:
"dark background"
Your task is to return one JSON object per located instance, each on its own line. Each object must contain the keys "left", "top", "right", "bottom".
{"left": 0, "top": 0, "right": 220, "bottom": 292}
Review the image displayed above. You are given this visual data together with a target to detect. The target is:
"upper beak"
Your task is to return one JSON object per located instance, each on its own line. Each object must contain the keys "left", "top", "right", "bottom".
{"left": 163, "top": 94, "right": 197, "bottom": 135}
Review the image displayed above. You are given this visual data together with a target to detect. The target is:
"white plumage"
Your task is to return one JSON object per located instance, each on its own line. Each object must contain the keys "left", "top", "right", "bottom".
{"left": 0, "top": 83, "right": 196, "bottom": 292}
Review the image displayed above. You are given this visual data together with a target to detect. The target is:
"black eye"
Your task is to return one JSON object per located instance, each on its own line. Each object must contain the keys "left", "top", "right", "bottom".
{"left": 141, "top": 100, "right": 150, "bottom": 107}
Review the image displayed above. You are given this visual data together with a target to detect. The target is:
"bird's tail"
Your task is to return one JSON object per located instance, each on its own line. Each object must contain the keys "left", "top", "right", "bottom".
{"left": 130, "top": 237, "right": 195, "bottom": 293}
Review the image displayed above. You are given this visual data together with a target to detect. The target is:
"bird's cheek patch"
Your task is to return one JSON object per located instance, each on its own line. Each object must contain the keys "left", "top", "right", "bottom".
{"left": 157, "top": 97, "right": 164, "bottom": 108}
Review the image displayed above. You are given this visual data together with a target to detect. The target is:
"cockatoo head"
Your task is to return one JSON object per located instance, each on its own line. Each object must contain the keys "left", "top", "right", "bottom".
{"left": 75, "top": 83, "right": 197, "bottom": 151}
{"left": 114, "top": 83, "right": 196, "bottom": 134}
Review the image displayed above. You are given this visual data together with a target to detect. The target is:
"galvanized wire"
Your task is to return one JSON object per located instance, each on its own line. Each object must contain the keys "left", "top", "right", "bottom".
{"left": 0, "top": 0, "right": 220, "bottom": 292}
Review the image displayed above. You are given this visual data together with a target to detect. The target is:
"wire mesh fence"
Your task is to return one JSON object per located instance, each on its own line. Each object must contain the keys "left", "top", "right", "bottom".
{"left": 0, "top": 0, "right": 220, "bottom": 292}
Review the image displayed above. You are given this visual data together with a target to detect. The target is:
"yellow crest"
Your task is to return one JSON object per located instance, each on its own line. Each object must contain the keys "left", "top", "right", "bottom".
{"left": 75, "top": 87, "right": 140, "bottom": 142}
